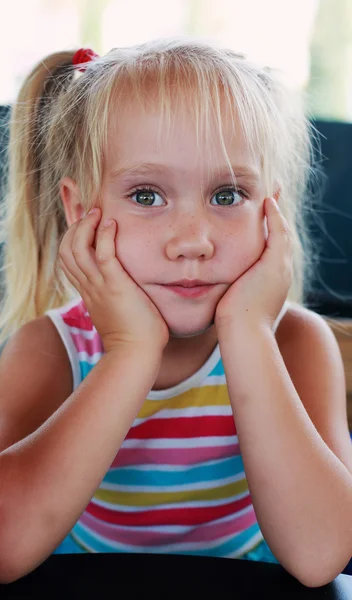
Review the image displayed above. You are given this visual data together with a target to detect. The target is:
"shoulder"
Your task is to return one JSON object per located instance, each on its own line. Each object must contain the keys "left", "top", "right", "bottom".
{"left": 275, "top": 301, "right": 344, "bottom": 384}
{"left": 275, "top": 302, "right": 350, "bottom": 382}
{"left": 276, "top": 301, "right": 338, "bottom": 351}
{"left": 0, "top": 316, "right": 72, "bottom": 392}
{"left": 0, "top": 316, "right": 73, "bottom": 452}
{"left": 276, "top": 302, "right": 352, "bottom": 472}
{"left": 2, "top": 315, "right": 71, "bottom": 357}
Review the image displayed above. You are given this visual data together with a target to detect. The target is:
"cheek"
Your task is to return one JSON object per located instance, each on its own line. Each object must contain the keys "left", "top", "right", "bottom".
{"left": 114, "top": 227, "right": 155, "bottom": 280}
{"left": 221, "top": 212, "right": 266, "bottom": 276}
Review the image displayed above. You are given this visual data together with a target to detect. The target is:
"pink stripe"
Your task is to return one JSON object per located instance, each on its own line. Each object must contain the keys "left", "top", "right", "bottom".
{"left": 71, "top": 331, "right": 103, "bottom": 355}
{"left": 79, "top": 506, "right": 256, "bottom": 547}
{"left": 61, "top": 302, "right": 95, "bottom": 331}
{"left": 112, "top": 445, "right": 240, "bottom": 467}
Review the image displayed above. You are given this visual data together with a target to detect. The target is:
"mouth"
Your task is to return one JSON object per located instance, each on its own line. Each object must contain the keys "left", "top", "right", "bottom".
{"left": 159, "top": 280, "right": 217, "bottom": 298}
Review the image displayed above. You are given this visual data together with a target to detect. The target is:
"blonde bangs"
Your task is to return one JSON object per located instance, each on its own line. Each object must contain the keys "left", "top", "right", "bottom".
{"left": 93, "top": 44, "right": 286, "bottom": 197}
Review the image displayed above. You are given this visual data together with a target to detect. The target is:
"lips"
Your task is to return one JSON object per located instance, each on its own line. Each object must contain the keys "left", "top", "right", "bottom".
{"left": 160, "top": 281, "right": 216, "bottom": 298}
{"left": 165, "top": 279, "right": 213, "bottom": 288}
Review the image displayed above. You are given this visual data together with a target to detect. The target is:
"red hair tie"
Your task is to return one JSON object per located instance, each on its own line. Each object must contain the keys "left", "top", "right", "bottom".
{"left": 72, "top": 48, "right": 99, "bottom": 72}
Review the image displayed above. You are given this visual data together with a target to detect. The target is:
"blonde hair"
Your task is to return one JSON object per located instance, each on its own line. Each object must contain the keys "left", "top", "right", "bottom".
{"left": 0, "top": 37, "right": 319, "bottom": 345}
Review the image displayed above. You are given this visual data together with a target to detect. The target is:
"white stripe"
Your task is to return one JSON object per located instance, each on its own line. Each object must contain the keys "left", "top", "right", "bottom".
{"left": 45, "top": 309, "right": 81, "bottom": 390}
{"left": 71, "top": 532, "right": 96, "bottom": 553}
{"left": 100, "top": 471, "right": 245, "bottom": 494}
{"left": 91, "top": 489, "right": 250, "bottom": 512}
{"left": 122, "top": 436, "right": 238, "bottom": 449}
{"left": 70, "top": 326, "right": 97, "bottom": 340}
{"left": 225, "top": 530, "right": 264, "bottom": 558}
{"left": 133, "top": 405, "right": 232, "bottom": 426}
{"left": 114, "top": 457, "right": 237, "bottom": 473}
{"left": 202, "top": 375, "right": 226, "bottom": 386}
{"left": 78, "top": 350, "right": 103, "bottom": 364}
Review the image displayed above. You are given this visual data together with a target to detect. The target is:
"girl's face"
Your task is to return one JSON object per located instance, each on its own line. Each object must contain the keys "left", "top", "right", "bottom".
{"left": 100, "top": 99, "right": 268, "bottom": 338}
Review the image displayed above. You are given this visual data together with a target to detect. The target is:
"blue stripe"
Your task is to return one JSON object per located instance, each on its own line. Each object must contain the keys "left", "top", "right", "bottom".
{"left": 53, "top": 533, "right": 86, "bottom": 554}
{"left": 241, "top": 539, "right": 279, "bottom": 564}
{"left": 71, "top": 521, "right": 261, "bottom": 557}
{"left": 208, "top": 358, "right": 225, "bottom": 377}
{"left": 103, "top": 455, "right": 244, "bottom": 487}
{"left": 80, "top": 361, "right": 95, "bottom": 379}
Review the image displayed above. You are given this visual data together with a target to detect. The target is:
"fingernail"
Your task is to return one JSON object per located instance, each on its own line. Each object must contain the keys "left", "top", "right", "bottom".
{"left": 88, "top": 208, "right": 98, "bottom": 215}
{"left": 103, "top": 218, "right": 113, "bottom": 227}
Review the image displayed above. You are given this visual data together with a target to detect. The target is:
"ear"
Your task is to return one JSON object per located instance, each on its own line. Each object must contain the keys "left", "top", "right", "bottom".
{"left": 60, "top": 177, "right": 84, "bottom": 227}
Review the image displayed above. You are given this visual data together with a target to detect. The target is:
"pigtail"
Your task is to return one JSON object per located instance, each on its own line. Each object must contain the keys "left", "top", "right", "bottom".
{"left": 0, "top": 51, "right": 77, "bottom": 345}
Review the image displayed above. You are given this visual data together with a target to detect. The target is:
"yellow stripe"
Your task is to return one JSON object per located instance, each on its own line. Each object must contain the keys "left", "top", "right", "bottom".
{"left": 94, "top": 478, "right": 248, "bottom": 507}
{"left": 138, "top": 385, "right": 231, "bottom": 420}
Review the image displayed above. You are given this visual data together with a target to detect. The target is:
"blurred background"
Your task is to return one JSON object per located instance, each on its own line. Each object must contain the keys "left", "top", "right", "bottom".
{"left": 1, "top": 0, "right": 352, "bottom": 121}
{"left": 0, "top": 0, "right": 352, "bottom": 320}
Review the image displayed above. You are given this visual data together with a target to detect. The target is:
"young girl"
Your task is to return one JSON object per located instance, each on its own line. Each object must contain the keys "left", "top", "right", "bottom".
{"left": 0, "top": 38, "right": 351, "bottom": 587}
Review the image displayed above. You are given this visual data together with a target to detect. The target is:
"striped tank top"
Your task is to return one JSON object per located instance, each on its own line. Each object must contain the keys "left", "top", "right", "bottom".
{"left": 46, "top": 296, "right": 288, "bottom": 559}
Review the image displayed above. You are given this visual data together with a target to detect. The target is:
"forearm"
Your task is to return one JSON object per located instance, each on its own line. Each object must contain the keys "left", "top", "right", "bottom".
{"left": 0, "top": 345, "right": 161, "bottom": 582}
{"left": 218, "top": 322, "right": 352, "bottom": 586}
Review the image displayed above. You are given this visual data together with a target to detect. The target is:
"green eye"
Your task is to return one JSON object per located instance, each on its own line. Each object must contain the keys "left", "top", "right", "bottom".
{"left": 131, "top": 189, "right": 164, "bottom": 206}
{"left": 136, "top": 191, "right": 155, "bottom": 205}
{"left": 211, "top": 189, "right": 242, "bottom": 206}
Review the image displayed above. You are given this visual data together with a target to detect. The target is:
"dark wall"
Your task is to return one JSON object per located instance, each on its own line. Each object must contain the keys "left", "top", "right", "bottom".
{"left": 0, "top": 105, "right": 351, "bottom": 317}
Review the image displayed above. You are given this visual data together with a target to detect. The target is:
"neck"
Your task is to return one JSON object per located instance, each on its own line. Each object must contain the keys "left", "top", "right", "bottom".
{"left": 152, "top": 325, "right": 218, "bottom": 391}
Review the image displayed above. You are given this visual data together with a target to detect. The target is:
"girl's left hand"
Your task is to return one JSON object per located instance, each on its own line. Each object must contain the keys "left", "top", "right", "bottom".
{"left": 214, "top": 197, "right": 294, "bottom": 332}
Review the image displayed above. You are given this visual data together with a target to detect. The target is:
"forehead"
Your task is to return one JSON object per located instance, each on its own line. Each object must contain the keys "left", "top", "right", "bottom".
{"left": 105, "top": 91, "right": 261, "bottom": 179}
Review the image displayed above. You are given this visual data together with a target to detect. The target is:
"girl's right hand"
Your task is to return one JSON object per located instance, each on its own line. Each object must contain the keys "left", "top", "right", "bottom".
{"left": 58, "top": 207, "right": 169, "bottom": 355}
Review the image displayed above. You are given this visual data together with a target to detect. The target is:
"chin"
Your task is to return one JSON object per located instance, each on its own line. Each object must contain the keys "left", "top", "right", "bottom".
{"left": 169, "top": 321, "right": 214, "bottom": 338}
{"left": 164, "top": 314, "right": 215, "bottom": 339}
{"left": 143, "top": 288, "right": 219, "bottom": 339}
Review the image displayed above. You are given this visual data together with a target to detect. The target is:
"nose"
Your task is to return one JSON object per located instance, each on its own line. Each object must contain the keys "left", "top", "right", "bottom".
{"left": 165, "top": 216, "right": 215, "bottom": 261}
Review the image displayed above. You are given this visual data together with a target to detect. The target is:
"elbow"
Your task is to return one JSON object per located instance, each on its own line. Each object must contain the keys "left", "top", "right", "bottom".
{"left": 282, "top": 548, "right": 351, "bottom": 589}
{"left": 0, "top": 560, "right": 25, "bottom": 585}
{"left": 0, "top": 499, "right": 37, "bottom": 584}
{"left": 0, "top": 525, "right": 27, "bottom": 585}
{"left": 293, "top": 568, "right": 339, "bottom": 589}
{"left": 0, "top": 500, "right": 66, "bottom": 584}
{"left": 0, "top": 506, "right": 18, "bottom": 584}
{"left": 0, "top": 539, "right": 45, "bottom": 585}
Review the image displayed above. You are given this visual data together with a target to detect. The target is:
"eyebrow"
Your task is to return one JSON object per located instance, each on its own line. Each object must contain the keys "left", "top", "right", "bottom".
{"left": 109, "top": 162, "right": 260, "bottom": 182}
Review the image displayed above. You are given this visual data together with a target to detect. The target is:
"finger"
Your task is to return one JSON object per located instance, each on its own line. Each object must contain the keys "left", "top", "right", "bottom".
{"left": 95, "top": 218, "right": 125, "bottom": 285}
{"left": 59, "top": 255, "right": 81, "bottom": 291}
{"left": 265, "top": 197, "right": 291, "bottom": 249}
{"left": 71, "top": 209, "right": 105, "bottom": 285}
{"left": 59, "top": 219, "right": 89, "bottom": 288}
{"left": 265, "top": 198, "right": 293, "bottom": 283}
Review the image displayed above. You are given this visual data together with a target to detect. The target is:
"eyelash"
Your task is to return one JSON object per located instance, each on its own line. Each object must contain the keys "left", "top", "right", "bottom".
{"left": 127, "top": 185, "right": 248, "bottom": 208}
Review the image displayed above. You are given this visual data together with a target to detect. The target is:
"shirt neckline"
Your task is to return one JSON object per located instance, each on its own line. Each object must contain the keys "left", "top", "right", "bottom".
{"left": 147, "top": 343, "right": 221, "bottom": 400}
{"left": 146, "top": 300, "right": 291, "bottom": 401}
